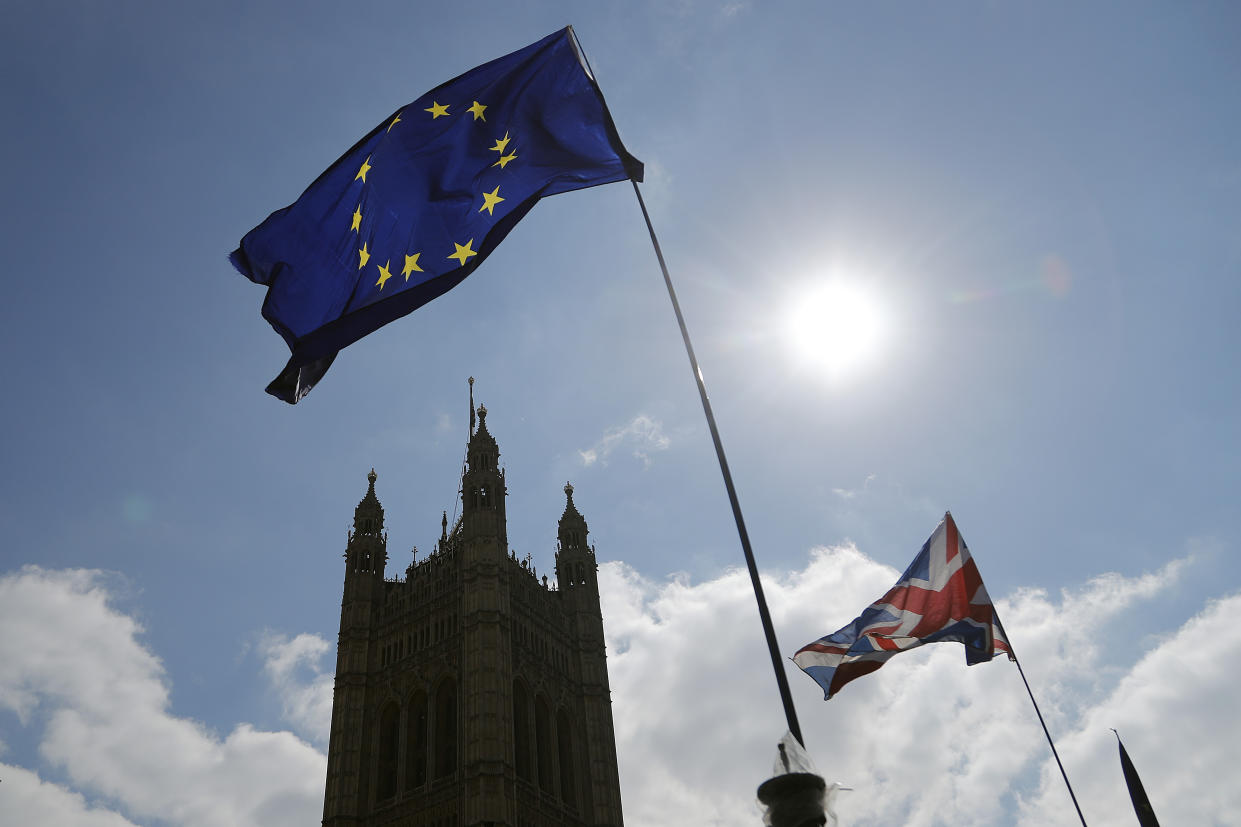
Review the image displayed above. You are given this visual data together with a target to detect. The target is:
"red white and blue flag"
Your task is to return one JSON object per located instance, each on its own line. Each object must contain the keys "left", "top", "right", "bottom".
{"left": 793, "top": 512, "right": 1012, "bottom": 700}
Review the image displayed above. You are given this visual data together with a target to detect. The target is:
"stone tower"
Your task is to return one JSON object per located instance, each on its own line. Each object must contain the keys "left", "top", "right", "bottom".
{"left": 322, "top": 402, "right": 624, "bottom": 827}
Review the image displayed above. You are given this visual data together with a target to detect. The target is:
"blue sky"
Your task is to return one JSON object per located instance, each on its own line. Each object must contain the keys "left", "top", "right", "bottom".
{"left": 2, "top": 2, "right": 1239, "bottom": 825}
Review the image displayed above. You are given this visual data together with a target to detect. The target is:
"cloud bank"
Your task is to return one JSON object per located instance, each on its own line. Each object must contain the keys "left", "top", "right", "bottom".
{"left": 600, "top": 548, "right": 1229, "bottom": 827}
{"left": 0, "top": 566, "right": 324, "bottom": 827}
{"left": 2, "top": 548, "right": 1234, "bottom": 826}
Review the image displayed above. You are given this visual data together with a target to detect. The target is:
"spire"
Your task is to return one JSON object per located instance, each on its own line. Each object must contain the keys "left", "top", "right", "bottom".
{"left": 558, "top": 481, "right": 589, "bottom": 552}
{"left": 562, "top": 481, "right": 581, "bottom": 520}
{"left": 353, "top": 468, "right": 385, "bottom": 535}
{"left": 467, "top": 401, "right": 498, "bottom": 464}
{"left": 345, "top": 468, "right": 387, "bottom": 578}
{"left": 556, "top": 480, "right": 595, "bottom": 591}
{"left": 462, "top": 400, "right": 505, "bottom": 531}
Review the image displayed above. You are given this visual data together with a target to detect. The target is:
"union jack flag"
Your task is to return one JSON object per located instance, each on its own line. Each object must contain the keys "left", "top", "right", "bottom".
{"left": 793, "top": 512, "right": 1012, "bottom": 700}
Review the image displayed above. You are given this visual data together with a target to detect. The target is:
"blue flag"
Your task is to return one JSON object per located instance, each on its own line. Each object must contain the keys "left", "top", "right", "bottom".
{"left": 231, "top": 27, "right": 642, "bottom": 402}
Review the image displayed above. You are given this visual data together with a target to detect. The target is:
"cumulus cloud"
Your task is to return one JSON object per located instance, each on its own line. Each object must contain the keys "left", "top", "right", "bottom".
{"left": 0, "top": 548, "right": 1228, "bottom": 827}
{"left": 258, "top": 632, "right": 335, "bottom": 747}
{"left": 579, "top": 414, "right": 670, "bottom": 468}
{"left": 600, "top": 547, "right": 1221, "bottom": 827}
{"left": 1015, "top": 592, "right": 1241, "bottom": 826}
{"left": 0, "top": 763, "right": 140, "bottom": 827}
{"left": 0, "top": 566, "right": 325, "bottom": 827}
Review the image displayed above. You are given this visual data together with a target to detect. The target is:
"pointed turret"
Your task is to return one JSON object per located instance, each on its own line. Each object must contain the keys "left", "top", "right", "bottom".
{"left": 324, "top": 469, "right": 387, "bottom": 822}
{"left": 461, "top": 403, "right": 507, "bottom": 546}
{"left": 345, "top": 468, "right": 387, "bottom": 577}
{"left": 556, "top": 481, "right": 597, "bottom": 593}
{"left": 553, "top": 481, "right": 623, "bottom": 826}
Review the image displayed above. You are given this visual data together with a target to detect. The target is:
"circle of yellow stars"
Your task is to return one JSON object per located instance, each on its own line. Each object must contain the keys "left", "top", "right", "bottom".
{"left": 349, "top": 99, "right": 520, "bottom": 291}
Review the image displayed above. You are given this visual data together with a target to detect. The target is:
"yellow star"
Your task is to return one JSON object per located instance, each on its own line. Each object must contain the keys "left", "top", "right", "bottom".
{"left": 489, "top": 131, "right": 511, "bottom": 153}
{"left": 387, "top": 113, "right": 401, "bottom": 132}
{"left": 402, "top": 253, "right": 423, "bottom": 280}
{"left": 424, "top": 101, "right": 449, "bottom": 119}
{"left": 467, "top": 100, "right": 487, "bottom": 121}
{"left": 478, "top": 186, "right": 504, "bottom": 216}
{"left": 376, "top": 260, "right": 393, "bottom": 290}
{"left": 358, "top": 242, "right": 371, "bottom": 270}
{"left": 493, "top": 151, "right": 517, "bottom": 169}
{"left": 350, "top": 205, "right": 362, "bottom": 232}
{"left": 355, "top": 156, "right": 372, "bottom": 182}
{"left": 448, "top": 239, "right": 477, "bottom": 266}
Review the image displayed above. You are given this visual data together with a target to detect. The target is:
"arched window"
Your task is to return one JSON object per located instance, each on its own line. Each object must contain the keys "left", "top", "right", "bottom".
{"left": 376, "top": 702, "right": 400, "bottom": 800}
{"left": 557, "top": 708, "right": 577, "bottom": 807}
{"left": 513, "top": 680, "right": 532, "bottom": 781}
{"left": 405, "top": 690, "right": 428, "bottom": 789}
{"left": 535, "top": 694, "right": 553, "bottom": 793}
{"left": 435, "top": 678, "right": 457, "bottom": 778}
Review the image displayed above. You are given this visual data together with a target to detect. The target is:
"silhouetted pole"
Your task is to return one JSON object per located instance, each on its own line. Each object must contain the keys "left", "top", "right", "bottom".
{"left": 631, "top": 180, "right": 804, "bottom": 747}
{"left": 569, "top": 25, "right": 804, "bottom": 748}
{"left": 998, "top": 617, "right": 1088, "bottom": 826}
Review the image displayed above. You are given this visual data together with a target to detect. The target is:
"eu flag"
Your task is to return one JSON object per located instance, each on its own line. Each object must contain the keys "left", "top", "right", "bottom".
{"left": 231, "top": 27, "right": 642, "bottom": 402}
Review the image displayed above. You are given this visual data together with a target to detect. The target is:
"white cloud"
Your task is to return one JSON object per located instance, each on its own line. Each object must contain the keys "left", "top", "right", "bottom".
{"left": 1015, "top": 592, "right": 1241, "bottom": 826}
{"left": 0, "top": 763, "right": 139, "bottom": 827}
{"left": 600, "top": 547, "right": 1224, "bottom": 827}
{"left": 831, "top": 473, "right": 877, "bottom": 500}
{"left": 0, "top": 566, "right": 324, "bottom": 827}
{"left": 0, "top": 548, "right": 1229, "bottom": 827}
{"left": 579, "top": 414, "right": 671, "bottom": 468}
{"left": 258, "top": 631, "right": 334, "bottom": 746}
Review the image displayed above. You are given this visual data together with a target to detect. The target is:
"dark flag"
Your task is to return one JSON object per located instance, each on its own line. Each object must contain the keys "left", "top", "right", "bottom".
{"left": 231, "top": 27, "right": 642, "bottom": 402}
{"left": 1113, "top": 730, "right": 1161, "bottom": 827}
{"left": 793, "top": 513, "right": 1012, "bottom": 699}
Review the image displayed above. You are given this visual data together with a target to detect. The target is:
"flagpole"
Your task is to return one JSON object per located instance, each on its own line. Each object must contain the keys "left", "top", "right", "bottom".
{"left": 997, "top": 617, "right": 1089, "bottom": 827}
{"left": 630, "top": 180, "right": 805, "bottom": 748}
{"left": 568, "top": 23, "right": 803, "bottom": 749}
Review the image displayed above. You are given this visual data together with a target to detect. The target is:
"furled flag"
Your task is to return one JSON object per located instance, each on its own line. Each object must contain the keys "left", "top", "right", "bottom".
{"left": 230, "top": 27, "right": 642, "bottom": 403}
{"left": 793, "top": 512, "right": 1012, "bottom": 699}
{"left": 1113, "top": 730, "right": 1161, "bottom": 827}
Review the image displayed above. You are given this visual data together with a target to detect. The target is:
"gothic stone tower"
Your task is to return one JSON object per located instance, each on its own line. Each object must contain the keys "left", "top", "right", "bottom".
{"left": 322, "top": 404, "right": 624, "bottom": 827}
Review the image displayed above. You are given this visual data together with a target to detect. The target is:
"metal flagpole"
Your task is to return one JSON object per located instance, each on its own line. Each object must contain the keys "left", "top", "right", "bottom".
{"left": 630, "top": 180, "right": 805, "bottom": 748}
{"left": 997, "top": 617, "right": 1088, "bottom": 826}
{"left": 567, "top": 24, "right": 803, "bottom": 748}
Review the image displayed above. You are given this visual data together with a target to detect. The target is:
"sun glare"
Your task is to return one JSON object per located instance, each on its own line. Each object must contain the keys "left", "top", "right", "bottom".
{"left": 784, "top": 281, "right": 887, "bottom": 380}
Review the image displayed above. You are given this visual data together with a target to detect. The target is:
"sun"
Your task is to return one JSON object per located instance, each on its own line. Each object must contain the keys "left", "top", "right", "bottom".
{"left": 784, "top": 281, "right": 887, "bottom": 380}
